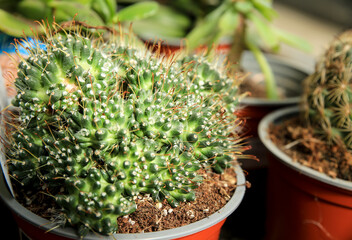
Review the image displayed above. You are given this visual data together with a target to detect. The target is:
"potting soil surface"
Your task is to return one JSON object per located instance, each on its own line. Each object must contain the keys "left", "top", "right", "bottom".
{"left": 13, "top": 168, "right": 243, "bottom": 234}
{"left": 269, "top": 117, "right": 352, "bottom": 181}
{"left": 117, "top": 168, "right": 239, "bottom": 233}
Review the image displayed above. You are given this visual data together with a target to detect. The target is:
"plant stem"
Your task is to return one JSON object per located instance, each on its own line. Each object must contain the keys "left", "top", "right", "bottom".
{"left": 246, "top": 39, "right": 278, "bottom": 100}
{"left": 227, "top": 13, "right": 246, "bottom": 74}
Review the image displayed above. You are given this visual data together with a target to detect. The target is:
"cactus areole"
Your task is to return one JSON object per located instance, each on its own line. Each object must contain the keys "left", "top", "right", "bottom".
{"left": 302, "top": 30, "right": 352, "bottom": 149}
{"left": 4, "top": 29, "right": 246, "bottom": 237}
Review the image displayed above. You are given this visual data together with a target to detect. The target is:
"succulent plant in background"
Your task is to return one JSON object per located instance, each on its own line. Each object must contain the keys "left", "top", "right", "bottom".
{"left": 121, "top": 0, "right": 221, "bottom": 41}
{"left": 302, "top": 30, "right": 352, "bottom": 149}
{"left": 185, "top": 0, "right": 312, "bottom": 100}
{"left": 128, "top": 0, "right": 311, "bottom": 100}
{"left": 0, "top": 0, "right": 159, "bottom": 37}
{"left": 3, "top": 24, "right": 248, "bottom": 237}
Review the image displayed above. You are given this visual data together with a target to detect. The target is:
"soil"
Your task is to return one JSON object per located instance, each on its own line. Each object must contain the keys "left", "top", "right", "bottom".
{"left": 13, "top": 167, "right": 245, "bottom": 234}
{"left": 116, "top": 168, "right": 239, "bottom": 233}
{"left": 269, "top": 117, "right": 352, "bottom": 181}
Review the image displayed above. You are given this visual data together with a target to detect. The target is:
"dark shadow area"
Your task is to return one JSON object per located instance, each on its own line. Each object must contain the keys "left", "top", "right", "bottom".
{"left": 220, "top": 167, "right": 268, "bottom": 240}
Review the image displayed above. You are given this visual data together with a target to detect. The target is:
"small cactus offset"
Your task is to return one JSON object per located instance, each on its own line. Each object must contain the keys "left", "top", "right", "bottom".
{"left": 4, "top": 27, "right": 247, "bottom": 237}
{"left": 302, "top": 30, "right": 352, "bottom": 148}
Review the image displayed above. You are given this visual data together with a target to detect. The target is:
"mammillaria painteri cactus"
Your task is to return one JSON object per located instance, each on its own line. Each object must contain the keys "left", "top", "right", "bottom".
{"left": 302, "top": 30, "right": 352, "bottom": 149}
{"left": 4, "top": 27, "right": 247, "bottom": 237}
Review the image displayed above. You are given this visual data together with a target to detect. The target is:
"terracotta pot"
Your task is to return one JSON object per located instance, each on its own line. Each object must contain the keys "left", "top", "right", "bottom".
{"left": 0, "top": 164, "right": 246, "bottom": 240}
{"left": 258, "top": 106, "right": 352, "bottom": 240}
{"left": 238, "top": 53, "right": 313, "bottom": 137}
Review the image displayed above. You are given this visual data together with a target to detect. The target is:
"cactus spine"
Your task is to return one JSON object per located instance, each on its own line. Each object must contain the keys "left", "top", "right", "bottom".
{"left": 5, "top": 28, "right": 246, "bottom": 237}
{"left": 302, "top": 30, "right": 352, "bottom": 149}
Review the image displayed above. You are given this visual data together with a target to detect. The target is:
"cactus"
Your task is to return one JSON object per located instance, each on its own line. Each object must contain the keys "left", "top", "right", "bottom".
{"left": 302, "top": 30, "right": 352, "bottom": 149}
{"left": 4, "top": 28, "right": 247, "bottom": 237}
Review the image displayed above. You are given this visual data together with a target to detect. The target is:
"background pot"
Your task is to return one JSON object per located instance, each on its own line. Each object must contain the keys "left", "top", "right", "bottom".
{"left": 238, "top": 52, "right": 313, "bottom": 138}
{"left": 223, "top": 53, "right": 313, "bottom": 240}
{"left": 258, "top": 106, "right": 352, "bottom": 240}
{"left": 142, "top": 36, "right": 232, "bottom": 56}
{"left": 0, "top": 164, "right": 246, "bottom": 240}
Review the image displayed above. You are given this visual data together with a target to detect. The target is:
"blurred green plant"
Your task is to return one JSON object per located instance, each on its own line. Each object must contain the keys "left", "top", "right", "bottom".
{"left": 0, "top": 0, "right": 159, "bottom": 37}
{"left": 127, "top": 0, "right": 220, "bottom": 41}
{"left": 186, "top": 0, "right": 312, "bottom": 100}
{"left": 192, "top": 0, "right": 312, "bottom": 100}
{"left": 0, "top": 0, "right": 311, "bottom": 100}
{"left": 129, "top": 0, "right": 312, "bottom": 100}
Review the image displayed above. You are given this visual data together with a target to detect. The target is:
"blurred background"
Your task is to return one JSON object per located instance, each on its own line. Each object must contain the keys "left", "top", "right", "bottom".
{"left": 272, "top": 0, "right": 349, "bottom": 68}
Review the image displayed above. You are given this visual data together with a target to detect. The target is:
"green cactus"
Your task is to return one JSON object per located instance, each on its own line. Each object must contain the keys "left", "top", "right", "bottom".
{"left": 5, "top": 29, "right": 246, "bottom": 237}
{"left": 302, "top": 30, "right": 352, "bottom": 149}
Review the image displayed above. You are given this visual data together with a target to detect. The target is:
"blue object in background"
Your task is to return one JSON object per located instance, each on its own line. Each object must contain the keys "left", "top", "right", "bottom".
{"left": 0, "top": 33, "right": 46, "bottom": 55}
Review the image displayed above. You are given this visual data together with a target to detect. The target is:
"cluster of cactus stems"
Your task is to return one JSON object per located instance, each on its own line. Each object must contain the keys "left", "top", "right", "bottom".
{"left": 302, "top": 30, "right": 352, "bottom": 149}
{"left": 3, "top": 26, "right": 248, "bottom": 237}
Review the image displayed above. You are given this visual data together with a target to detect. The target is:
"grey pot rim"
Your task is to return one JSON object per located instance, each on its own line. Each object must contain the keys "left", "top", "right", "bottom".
{"left": 258, "top": 106, "right": 352, "bottom": 191}
{"left": 0, "top": 164, "right": 246, "bottom": 240}
{"left": 239, "top": 96, "right": 300, "bottom": 106}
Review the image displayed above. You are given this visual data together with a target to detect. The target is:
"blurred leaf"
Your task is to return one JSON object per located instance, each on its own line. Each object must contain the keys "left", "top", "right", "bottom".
{"left": 218, "top": 8, "right": 239, "bottom": 36}
{"left": 132, "top": 20, "right": 186, "bottom": 39}
{"left": 131, "top": 5, "right": 191, "bottom": 39}
{"left": 167, "top": 0, "right": 203, "bottom": 17}
{"left": 73, "top": 0, "right": 92, "bottom": 4}
{"left": 166, "top": 0, "right": 219, "bottom": 19}
{"left": 248, "top": 12, "right": 279, "bottom": 50}
{"left": 105, "top": 0, "right": 116, "bottom": 18}
{"left": 16, "top": 0, "right": 51, "bottom": 20}
{"left": 116, "top": 0, "right": 150, "bottom": 3}
{"left": 49, "top": 1, "right": 105, "bottom": 26}
{"left": 186, "top": 2, "right": 228, "bottom": 50}
{"left": 0, "top": 9, "right": 42, "bottom": 37}
{"left": 113, "top": 2, "right": 158, "bottom": 22}
{"left": 252, "top": 0, "right": 277, "bottom": 20}
{"left": 91, "top": 0, "right": 112, "bottom": 23}
{"left": 275, "top": 28, "right": 312, "bottom": 53}
{"left": 234, "top": 1, "right": 253, "bottom": 14}
{"left": 186, "top": 20, "right": 217, "bottom": 50}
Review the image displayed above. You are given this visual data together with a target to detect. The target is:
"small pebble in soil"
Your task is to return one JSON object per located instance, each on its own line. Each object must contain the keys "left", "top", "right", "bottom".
{"left": 186, "top": 210, "right": 195, "bottom": 219}
{"left": 161, "top": 209, "right": 168, "bottom": 217}
{"left": 128, "top": 219, "right": 136, "bottom": 225}
{"left": 155, "top": 202, "right": 163, "bottom": 209}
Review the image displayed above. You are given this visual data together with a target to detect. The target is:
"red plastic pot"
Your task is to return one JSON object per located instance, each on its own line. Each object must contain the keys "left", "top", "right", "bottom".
{"left": 0, "top": 165, "right": 246, "bottom": 240}
{"left": 236, "top": 103, "right": 284, "bottom": 138}
{"left": 258, "top": 106, "right": 352, "bottom": 240}
{"left": 143, "top": 37, "right": 231, "bottom": 57}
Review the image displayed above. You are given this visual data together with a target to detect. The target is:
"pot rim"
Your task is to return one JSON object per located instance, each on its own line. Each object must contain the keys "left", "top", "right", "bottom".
{"left": 240, "top": 96, "right": 300, "bottom": 106}
{"left": 0, "top": 164, "right": 245, "bottom": 240}
{"left": 140, "top": 35, "right": 233, "bottom": 49}
{"left": 258, "top": 106, "right": 352, "bottom": 191}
